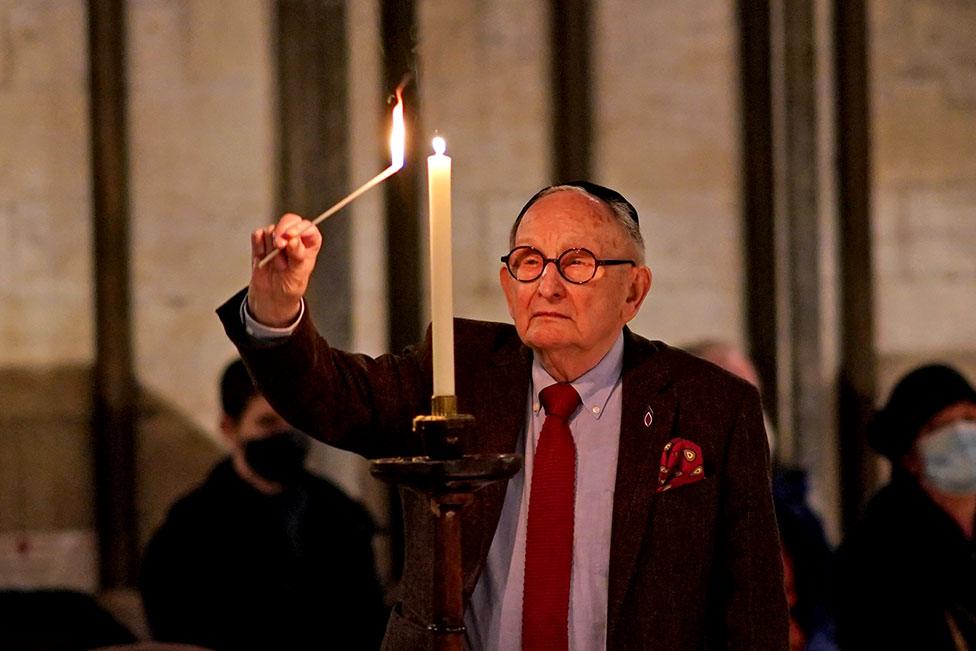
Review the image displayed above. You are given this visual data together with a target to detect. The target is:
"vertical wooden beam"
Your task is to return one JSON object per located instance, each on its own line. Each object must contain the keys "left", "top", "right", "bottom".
{"left": 381, "top": 0, "right": 423, "bottom": 354}
{"left": 736, "top": 0, "right": 780, "bottom": 428}
{"left": 380, "top": 0, "right": 423, "bottom": 580}
{"left": 88, "top": 0, "right": 138, "bottom": 588}
{"left": 834, "top": 0, "right": 876, "bottom": 533}
{"left": 549, "top": 0, "right": 593, "bottom": 181}
{"left": 781, "top": 0, "right": 826, "bottom": 470}
{"left": 275, "top": 0, "right": 351, "bottom": 349}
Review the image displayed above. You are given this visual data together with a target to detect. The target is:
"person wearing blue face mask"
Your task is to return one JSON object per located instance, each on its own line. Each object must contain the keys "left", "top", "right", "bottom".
{"left": 836, "top": 364, "right": 976, "bottom": 650}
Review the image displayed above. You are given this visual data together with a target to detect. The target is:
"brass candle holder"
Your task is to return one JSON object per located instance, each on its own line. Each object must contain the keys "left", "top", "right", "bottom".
{"left": 412, "top": 395, "right": 473, "bottom": 459}
{"left": 370, "top": 394, "right": 521, "bottom": 651}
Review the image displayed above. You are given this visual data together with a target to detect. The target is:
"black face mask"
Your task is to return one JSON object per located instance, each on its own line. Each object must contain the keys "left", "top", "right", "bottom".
{"left": 243, "top": 429, "right": 311, "bottom": 484}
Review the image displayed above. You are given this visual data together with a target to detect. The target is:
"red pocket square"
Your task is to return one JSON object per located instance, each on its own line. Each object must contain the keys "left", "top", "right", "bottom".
{"left": 656, "top": 438, "right": 705, "bottom": 493}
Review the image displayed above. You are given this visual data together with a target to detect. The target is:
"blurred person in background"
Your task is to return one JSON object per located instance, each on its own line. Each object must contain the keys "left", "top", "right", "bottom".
{"left": 689, "top": 340, "right": 837, "bottom": 651}
{"left": 139, "top": 359, "right": 386, "bottom": 650}
{"left": 836, "top": 363, "right": 976, "bottom": 650}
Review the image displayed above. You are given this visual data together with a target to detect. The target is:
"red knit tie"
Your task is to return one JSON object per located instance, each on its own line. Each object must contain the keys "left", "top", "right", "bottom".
{"left": 523, "top": 382, "right": 581, "bottom": 651}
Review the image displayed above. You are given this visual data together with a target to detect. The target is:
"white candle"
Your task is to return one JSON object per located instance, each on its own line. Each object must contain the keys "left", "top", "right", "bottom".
{"left": 427, "top": 136, "right": 455, "bottom": 397}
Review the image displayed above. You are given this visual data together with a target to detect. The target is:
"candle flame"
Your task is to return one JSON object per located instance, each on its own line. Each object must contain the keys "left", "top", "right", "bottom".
{"left": 432, "top": 136, "right": 446, "bottom": 156}
{"left": 390, "top": 89, "right": 405, "bottom": 170}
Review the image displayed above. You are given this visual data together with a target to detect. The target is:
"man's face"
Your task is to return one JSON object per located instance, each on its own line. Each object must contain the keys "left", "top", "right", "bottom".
{"left": 223, "top": 395, "right": 290, "bottom": 448}
{"left": 499, "top": 190, "right": 651, "bottom": 362}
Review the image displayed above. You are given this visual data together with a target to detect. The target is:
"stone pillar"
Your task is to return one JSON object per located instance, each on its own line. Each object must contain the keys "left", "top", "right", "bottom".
{"left": 88, "top": 0, "right": 138, "bottom": 588}
{"left": 275, "top": 0, "right": 352, "bottom": 348}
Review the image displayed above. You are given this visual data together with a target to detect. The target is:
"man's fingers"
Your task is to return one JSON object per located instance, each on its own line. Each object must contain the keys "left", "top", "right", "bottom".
{"left": 286, "top": 220, "right": 314, "bottom": 261}
{"left": 252, "top": 225, "right": 278, "bottom": 261}
{"left": 287, "top": 234, "right": 304, "bottom": 261}
{"left": 251, "top": 214, "right": 319, "bottom": 273}
{"left": 276, "top": 218, "right": 320, "bottom": 251}
{"left": 251, "top": 228, "right": 267, "bottom": 259}
{"left": 273, "top": 246, "right": 290, "bottom": 272}
{"left": 297, "top": 220, "right": 322, "bottom": 250}
{"left": 273, "top": 213, "right": 304, "bottom": 247}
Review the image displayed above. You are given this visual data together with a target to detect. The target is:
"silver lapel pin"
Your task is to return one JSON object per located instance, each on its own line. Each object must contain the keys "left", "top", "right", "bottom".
{"left": 644, "top": 406, "right": 654, "bottom": 428}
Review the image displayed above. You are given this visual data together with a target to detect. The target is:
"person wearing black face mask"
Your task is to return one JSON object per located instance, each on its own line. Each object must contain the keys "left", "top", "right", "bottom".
{"left": 836, "top": 364, "right": 976, "bottom": 650}
{"left": 140, "top": 359, "right": 387, "bottom": 650}
{"left": 242, "top": 427, "right": 311, "bottom": 485}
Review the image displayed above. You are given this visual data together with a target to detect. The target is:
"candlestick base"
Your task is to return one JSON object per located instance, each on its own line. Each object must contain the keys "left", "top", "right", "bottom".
{"left": 370, "top": 408, "right": 521, "bottom": 650}
{"left": 371, "top": 453, "right": 521, "bottom": 494}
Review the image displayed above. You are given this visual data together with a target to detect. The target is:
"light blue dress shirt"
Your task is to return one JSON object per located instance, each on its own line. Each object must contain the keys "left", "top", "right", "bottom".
{"left": 466, "top": 332, "right": 625, "bottom": 651}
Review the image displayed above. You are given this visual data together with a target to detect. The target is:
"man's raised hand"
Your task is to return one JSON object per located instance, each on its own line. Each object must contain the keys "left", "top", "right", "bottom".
{"left": 247, "top": 213, "right": 322, "bottom": 327}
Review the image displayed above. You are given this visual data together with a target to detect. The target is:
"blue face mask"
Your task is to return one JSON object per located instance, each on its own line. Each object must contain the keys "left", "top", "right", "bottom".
{"left": 918, "top": 420, "right": 976, "bottom": 494}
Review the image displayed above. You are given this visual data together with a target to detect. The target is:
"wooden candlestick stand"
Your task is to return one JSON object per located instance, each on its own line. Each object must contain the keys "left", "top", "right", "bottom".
{"left": 370, "top": 396, "right": 521, "bottom": 651}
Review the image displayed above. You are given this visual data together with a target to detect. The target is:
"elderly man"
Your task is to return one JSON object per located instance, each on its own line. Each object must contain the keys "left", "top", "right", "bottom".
{"left": 218, "top": 181, "right": 787, "bottom": 649}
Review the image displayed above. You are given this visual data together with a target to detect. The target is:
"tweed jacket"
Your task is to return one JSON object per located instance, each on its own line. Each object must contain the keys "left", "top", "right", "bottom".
{"left": 218, "top": 289, "right": 788, "bottom": 650}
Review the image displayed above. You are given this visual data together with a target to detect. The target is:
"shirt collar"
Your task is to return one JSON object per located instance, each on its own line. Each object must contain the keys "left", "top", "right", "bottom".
{"left": 531, "top": 331, "right": 625, "bottom": 421}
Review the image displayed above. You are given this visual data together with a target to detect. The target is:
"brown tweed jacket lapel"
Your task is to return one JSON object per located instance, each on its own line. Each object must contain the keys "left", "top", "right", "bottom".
{"left": 607, "top": 329, "right": 676, "bottom": 642}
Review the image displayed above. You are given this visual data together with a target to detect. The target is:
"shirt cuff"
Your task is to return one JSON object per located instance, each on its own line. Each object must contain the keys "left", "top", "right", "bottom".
{"left": 241, "top": 294, "right": 304, "bottom": 339}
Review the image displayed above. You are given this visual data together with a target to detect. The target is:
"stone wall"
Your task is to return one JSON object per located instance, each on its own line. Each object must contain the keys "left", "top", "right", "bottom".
{"left": 0, "top": 0, "right": 96, "bottom": 591}
{"left": 871, "top": 0, "right": 976, "bottom": 391}
{"left": 595, "top": 0, "right": 745, "bottom": 348}
{"left": 0, "top": 1, "right": 92, "bottom": 367}
{"left": 127, "top": 0, "right": 276, "bottom": 431}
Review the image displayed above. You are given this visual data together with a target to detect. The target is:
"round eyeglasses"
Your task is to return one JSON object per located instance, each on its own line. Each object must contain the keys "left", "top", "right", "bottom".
{"left": 500, "top": 246, "right": 636, "bottom": 284}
